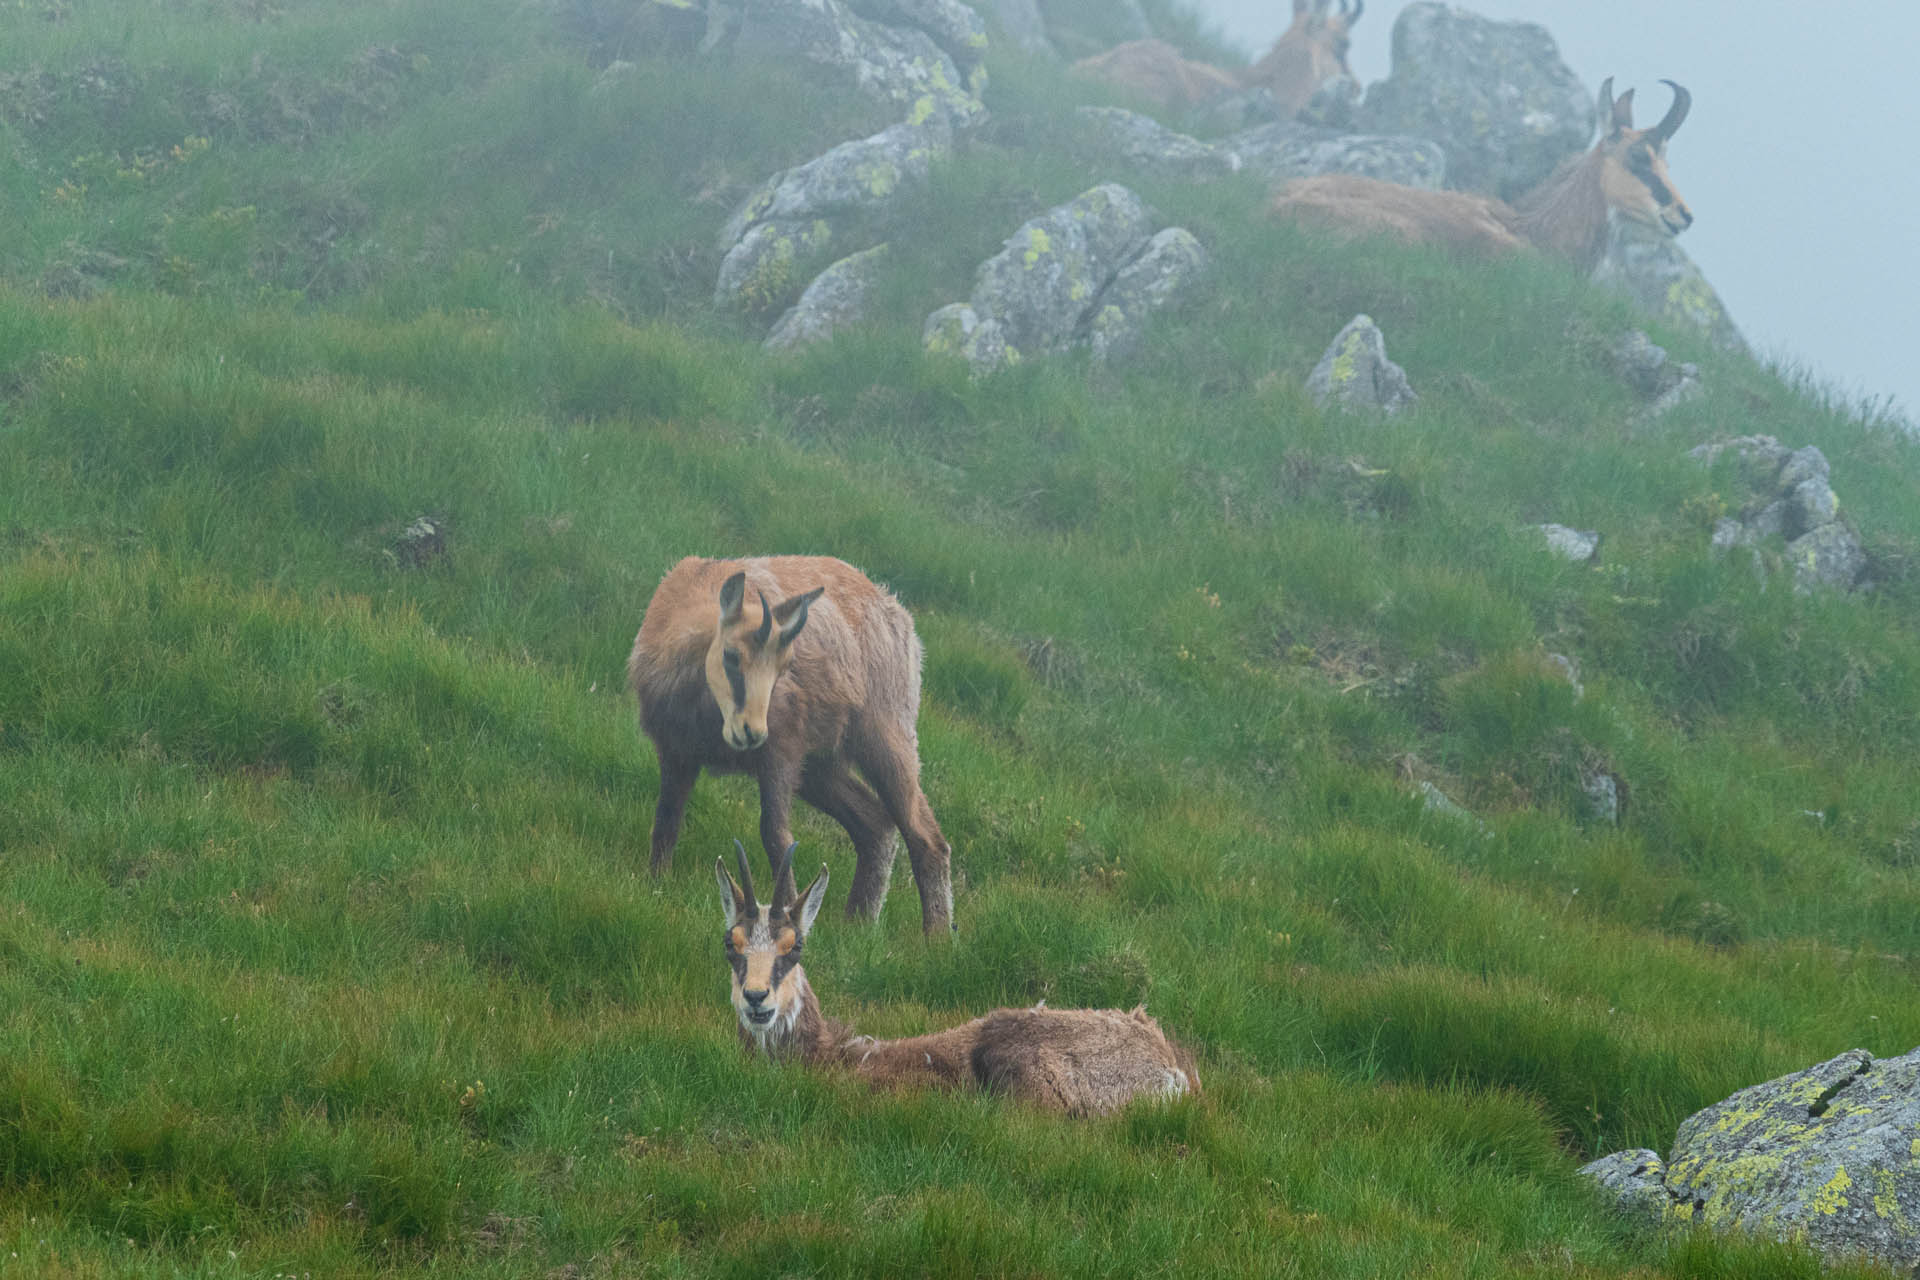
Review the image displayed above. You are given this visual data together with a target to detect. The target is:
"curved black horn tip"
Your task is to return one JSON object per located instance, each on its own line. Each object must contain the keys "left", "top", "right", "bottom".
{"left": 733, "top": 838, "right": 758, "bottom": 909}
{"left": 1653, "top": 79, "right": 1692, "bottom": 141}
{"left": 754, "top": 591, "right": 774, "bottom": 644}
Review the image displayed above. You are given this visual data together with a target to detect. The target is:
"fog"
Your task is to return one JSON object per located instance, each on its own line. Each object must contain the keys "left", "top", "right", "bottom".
{"left": 1193, "top": 0, "right": 1916, "bottom": 422}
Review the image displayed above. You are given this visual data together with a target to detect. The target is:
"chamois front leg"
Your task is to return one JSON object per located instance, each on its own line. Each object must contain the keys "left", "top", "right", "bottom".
{"left": 757, "top": 752, "right": 803, "bottom": 906}
{"left": 649, "top": 751, "right": 699, "bottom": 876}
{"left": 800, "top": 758, "right": 899, "bottom": 921}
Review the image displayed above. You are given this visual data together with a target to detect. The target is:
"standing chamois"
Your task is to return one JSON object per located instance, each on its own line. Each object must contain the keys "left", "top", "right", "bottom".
{"left": 1071, "top": 0, "right": 1361, "bottom": 117}
{"left": 628, "top": 555, "right": 954, "bottom": 934}
{"left": 717, "top": 843, "right": 1199, "bottom": 1116}
{"left": 1270, "top": 78, "right": 1694, "bottom": 273}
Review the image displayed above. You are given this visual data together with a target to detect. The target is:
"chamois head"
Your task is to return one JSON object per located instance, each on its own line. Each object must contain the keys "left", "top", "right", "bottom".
{"left": 1287, "top": 0, "right": 1361, "bottom": 78}
{"left": 1593, "top": 77, "right": 1694, "bottom": 236}
{"left": 716, "top": 841, "right": 829, "bottom": 1038}
{"left": 704, "top": 571, "right": 824, "bottom": 752}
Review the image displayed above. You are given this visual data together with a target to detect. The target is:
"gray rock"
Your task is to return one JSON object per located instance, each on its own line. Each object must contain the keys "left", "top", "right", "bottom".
{"left": 1689, "top": 434, "right": 1790, "bottom": 480}
{"left": 1544, "top": 652, "right": 1583, "bottom": 700}
{"left": 1787, "top": 522, "right": 1866, "bottom": 593}
{"left": 1538, "top": 523, "right": 1600, "bottom": 564}
{"left": 765, "top": 243, "right": 892, "bottom": 351}
{"left": 1355, "top": 2, "right": 1592, "bottom": 201}
{"left": 717, "top": 121, "right": 947, "bottom": 313}
{"left": 1580, "top": 1150, "right": 1670, "bottom": 1223}
{"left": 1778, "top": 445, "right": 1832, "bottom": 492}
{"left": 1656, "top": 1046, "right": 1920, "bottom": 1273}
{"left": 1298, "top": 74, "right": 1362, "bottom": 131}
{"left": 1608, "top": 330, "right": 1704, "bottom": 422}
{"left": 1074, "top": 107, "right": 1242, "bottom": 182}
{"left": 1744, "top": 499, "right": 1792, "bottom": 542}
{"left": 1228, "top": 121, "right": 1447, "bottom": 189}
{"left": 1416, "top": 781, "right": 1489, "bottom": 835}
{"left": 967, "top": 0, "right": 1055, "bottom": 58}
{"left": 1594, "top": 216, "right": 1749, "bottom": 355}
{"left": 1308, "top": 315, "right": 1417, "bottom": 416}
{"left": 1581, "top": 769, "right": 1621, "bottom": 825}
{"left": 845, "top": 0, "right": 989, "bottom": 72}
{"left": 922, "top": 302, "right": 1015, "bottom": 375}
{"left": 1084, "top": 227, "right": 1210, "bottom": 365}
{"left": 966, "top": 182, "right": 1156, "bottom": 360}
{"left": 715, "top": 218, "right": 838, "bottom": 314}
{"left": 1789, "top": 478, "right": 1839, "bottom": 536}
{"left": 723, "top": 0, "right": 985, "bottom": 129}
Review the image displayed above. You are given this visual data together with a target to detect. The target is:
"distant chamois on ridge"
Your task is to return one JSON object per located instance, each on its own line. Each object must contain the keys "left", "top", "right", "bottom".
{"left": 1072, "top": 0, "right": 1362, "bottom": 116}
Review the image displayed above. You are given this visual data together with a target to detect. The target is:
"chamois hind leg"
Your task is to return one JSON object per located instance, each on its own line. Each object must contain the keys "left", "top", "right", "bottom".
{"left": 649, "top": 751, "right": 699, "bottom": 876}
{"left": 857, "top": 733, "right": 954, "bottom": 934}
{"left": 799, "top": 759, "right": 900, "bottom": 921}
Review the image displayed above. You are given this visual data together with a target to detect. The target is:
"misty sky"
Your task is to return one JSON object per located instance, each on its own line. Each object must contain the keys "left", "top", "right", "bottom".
{"left": 1195, "top": 0, "right": 1916, "bottom": 423}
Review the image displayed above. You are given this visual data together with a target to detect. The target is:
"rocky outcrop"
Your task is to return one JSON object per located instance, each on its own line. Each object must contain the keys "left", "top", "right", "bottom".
{"left": 1607, "top": 330, "right": 1703, "bottom": 422}
{"left": 1537, "top": 524, "right": 1600, "bottom": 564}
{"left": 1582, "top": 1046, "right": 1920, "bottom": 1276}
{"left": 1307, "top": 315, "right": 1417, "bottom": 415}
{"left": 845, "top": 0, "right": 989, "bottom": 77}
{"left": 765, "top": 244, "right": 891, "bottom": 351}
{"left": 923, "top": 183, "right": 1205, "bottom": 373}
{"left": 1692, "top": 436, "right": 1865, "bottom": 592}
{"left": 1356, "top": 2, "right": 1592, "bottom": 201}
{"left": 716, "top": 120, "right": 947, "bottom": 314}
{"left": 1227, "top": 122, "right": 1447, "bottom": 189}
{"left": 1074, "top": 107, "right": 1242, "bottom": 182}
{"left": 714, "top": 0, "right": 986, "bottom": 129}
{"left": 1595, "top": 218, "right": 1750, "bottom": 356}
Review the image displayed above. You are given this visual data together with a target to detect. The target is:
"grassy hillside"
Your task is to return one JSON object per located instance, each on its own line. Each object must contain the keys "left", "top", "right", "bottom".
{"left": 3, "top": 2, "right": 1918, "bottom": 1275}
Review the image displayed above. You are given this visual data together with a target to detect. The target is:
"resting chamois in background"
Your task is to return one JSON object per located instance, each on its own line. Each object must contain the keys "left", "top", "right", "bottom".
{"left": 1070, "top": 0, "right": 1361, "bottom": 117}
{"left": 628, "top": 555, "right": 954, "bottom": 933}
{"left": 1270, "top": 78, "right": 1693, "bottom": 273}
{"left": 717, "top": 843, "right": 1199, "bottom": 1116}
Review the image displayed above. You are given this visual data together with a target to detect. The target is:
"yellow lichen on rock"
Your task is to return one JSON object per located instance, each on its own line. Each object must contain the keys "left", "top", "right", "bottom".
{"left": 1024, "top": 227, "right": 1052, "bottom": 268}
{"left": 1812, "top": 1168, "right": 1853, "bottom": 1217}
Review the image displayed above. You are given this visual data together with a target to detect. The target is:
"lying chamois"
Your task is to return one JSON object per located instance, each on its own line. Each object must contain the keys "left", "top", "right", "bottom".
{"left": 1270, "top": 78, "right": 1694, "bottom": 273}
{"left": 628, "top": 555, "right": 954, "bottom": 933}
{"left": 1071, "top": 0, "right": 1361, "bottom": 117}
{"left": 718, "top": 843, "right": 1199, "bottom": 1116}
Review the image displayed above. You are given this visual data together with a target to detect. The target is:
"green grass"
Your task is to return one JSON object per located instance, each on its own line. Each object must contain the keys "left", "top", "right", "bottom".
{"left": 1, "top": 2, "right": 1917, "bottom": 1275}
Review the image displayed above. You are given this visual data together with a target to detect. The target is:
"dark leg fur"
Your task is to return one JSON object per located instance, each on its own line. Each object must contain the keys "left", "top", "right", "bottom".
{"left": 858, "top": 742, "right": 954, "bottom": 934}
{"left": 649, "top": 752, "right": 699, "bottom": 876}
{"left": 757, "top": 753, "right": 803, "bottom": 906}
{"left": 800, "top": 760, "right": 899, "bottom": 920}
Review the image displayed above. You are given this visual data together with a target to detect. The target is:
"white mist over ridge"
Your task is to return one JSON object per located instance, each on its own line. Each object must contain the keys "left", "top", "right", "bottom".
{"left": 1191, "top": 0, "right": 1916, "bottom": 425}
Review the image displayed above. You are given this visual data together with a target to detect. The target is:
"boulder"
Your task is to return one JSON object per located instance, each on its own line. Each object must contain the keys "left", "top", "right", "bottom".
{"left": 1084, "top": 227, "right": 1210, "bottom": 365}
{"left": 967, "top": 0, "right": 1055, "bottom": 59}
{"left": 1693, "top": 435, "right": 1865, "bottom": 592}
{"left": 1356, "top": 2, "right": 1592, "bottom": 202}
{"left": 845, "top": 0, "right": 989, "bottom": 73}
{"left": 1581, "top": 768, "right": 1621, "bottom": 825}
{"left": 1227, "top": 122, "right": 1446, "bottom": 189}
{"left": 967, "top": 182, "right": 1156, "bottom": 359}
{"left": 1789, "top": 522, "right": 1868, "bottom": 594}
{"left": 1594, "top": 217, "right": 1750, "bottom": 355}
{"left": 1307, "top": 314, "right": 1418, "bottom": 416}
{"left": 1074, "top": 107, "right": 1242, "bottom": 182}
{"left": 1538, "top": 524, "right": 1600, "bottom": 564}
{"left": 720, "top": 0, "right": 986, "bottom": 129}
{"left": 1607, "top": 330, "right": 1703, "bottom": 422}
{"left": 922, "top": 302, "right": 1015, "bottom": 374}
{"left": 1584, "top": 1046, "right": 1920, "bottom": 1276}
{"left": 1298, "top": 74, "right": 1362, "bottom": 131}
{"left": 765, "top": 243, "right": 892, "bottom": 351}
{"left": 716, "top": 120, "right": 947, "bottom": 312}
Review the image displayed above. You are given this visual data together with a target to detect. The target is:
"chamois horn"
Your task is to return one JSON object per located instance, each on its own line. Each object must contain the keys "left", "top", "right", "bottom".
{"left": 1650, "top": 80, "right": 1691, "bottom": 144}
{"left": 754, "top": 591, "right": 774, "bottom": 646}
{"left": 732, "top": 839, "right": 759, "bottom": 915}
{"left": 1342, "top": 0, "right": 1362, "bottom": 23}
{"left": 769, "top": 842, "right": 799, "bottom": 919}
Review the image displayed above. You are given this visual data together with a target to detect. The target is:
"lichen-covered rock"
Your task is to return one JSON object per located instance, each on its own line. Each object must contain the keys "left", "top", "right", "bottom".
{"left": 1581, "top": 1150, "right": 1670, "bottom": 1222}
{"left": 721, "top": 0, "right": 986, "bottom": 128}
{"left": 1356, "top": 2, "right": 1592, "bottom": 201}
{"left": 922, "top": 301, "right": 1015, "bottom": 374}
{"left": 1581, "top": 768, "right": 1622, "bottom": 825}
{"left": 1595, "top": 217, "right": 1749, "bottom": 355}
{"left": 1298, "top": 74, "right": 1362, "bottom": 130}
{"left": 1693, "top": 435, "right": 1863, "bottom": 591}
{"left": 1074, "top": 107, "right": 1241, "bottom": 182}
{"left": 1308, "top": 314, "right": 1417, "bottom": 415}
{"left": 846, "top": 0, "right": 989, "bottom": 72}
{"left": 715, "top": 218, "right": 838, "bottom": 314}
{"left": 1656, "top": 1047, "right": 1920, "bottom": 1274}
{"left": 1607, "top": 330, "right": 1703, "bottom": 422}
{"left": 765, "top": 243, "right": 891, "bottom": 351}
{"left": 717, "top": 121, "right": 946, "bottom": 313}
{"left": 967, "top": 0, "right": 1055, "bottom": 58}
{"left": 1084, "top": 226, "right": 1209, "bottom": 365}
{"left": 1227, "top": 122, "right": 1446, "bottom": 189}
{"left": 966, "top": 182, "right": 1156, "bottom": 359}
{"left": 1538, "top": 524, "right": 1600, "bottom": 564}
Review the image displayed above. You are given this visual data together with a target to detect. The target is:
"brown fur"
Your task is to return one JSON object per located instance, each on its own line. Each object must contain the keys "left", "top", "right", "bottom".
{"left": 1070, "top": 1, "right": 1359, "bottom": 117}
{"left": 719, "top": 853, "right": 1199, "bottom": 1117}
{"left": 630, "top": 556, "right": 954, "bottom": 933}
{"left": 1269, "top": 78, "right": 1695, "bottom": 273}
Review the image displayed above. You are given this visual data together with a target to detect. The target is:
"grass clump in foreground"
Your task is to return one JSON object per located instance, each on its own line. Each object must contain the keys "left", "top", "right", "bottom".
{"left": 2, "top": 2, "right": 1919, "bottom": 1276}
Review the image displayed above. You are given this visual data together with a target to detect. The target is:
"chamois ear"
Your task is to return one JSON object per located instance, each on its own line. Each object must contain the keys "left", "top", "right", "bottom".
{"left": 715, "top": 856, "right": 746, "bottom": 924}
{"left": 717, "top": 572, "right": 747, "bottom": 626}
{"left": 795, "top": 864, "right": 831, "bottom": 938}
{"left": 773, "top": 586, "right": 825, "bottom": 649}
